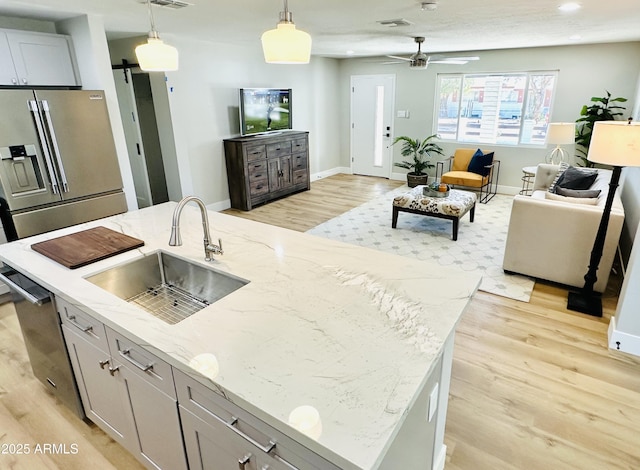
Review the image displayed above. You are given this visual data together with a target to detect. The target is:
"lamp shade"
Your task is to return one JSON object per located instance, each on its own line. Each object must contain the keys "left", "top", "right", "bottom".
{"left": 135, "top": 37, "right": 179, "bottom": 72}
{"left": 587, "top": 121, "right": 640, "bottom": 167}
{"left": 261, "top": 23, "right": 312, "bottom": 64}
{"left": 547, "top": 122, "right": 575, "bottom": 145}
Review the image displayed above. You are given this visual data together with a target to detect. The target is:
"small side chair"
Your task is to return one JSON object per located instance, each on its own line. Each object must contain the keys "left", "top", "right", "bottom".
{"left": 435, "top": 148, "right": 500, "bottom": 203}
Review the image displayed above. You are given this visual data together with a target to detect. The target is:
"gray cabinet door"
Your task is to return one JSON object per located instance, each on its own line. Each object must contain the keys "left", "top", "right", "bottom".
{"left": 62, "top": 324, "right": 132, "bottom": 446}
{"left": 5, "top": 31, "right": 78, "bottom": 86}
{"left": 119, "top": 366, "right": 188, "bottom": 470}
{"left": 180, "top": 406, "right": 259, "bottom": 470}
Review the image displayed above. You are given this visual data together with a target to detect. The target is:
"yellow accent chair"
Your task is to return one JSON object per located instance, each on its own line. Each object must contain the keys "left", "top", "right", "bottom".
{"left": 435, "top": 148, "right": 500, "bottom": 203}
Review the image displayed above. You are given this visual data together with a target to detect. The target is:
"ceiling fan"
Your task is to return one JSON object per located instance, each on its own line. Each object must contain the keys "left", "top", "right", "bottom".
{"left": 385, "top": 37, "right": 479, "bottom": 69}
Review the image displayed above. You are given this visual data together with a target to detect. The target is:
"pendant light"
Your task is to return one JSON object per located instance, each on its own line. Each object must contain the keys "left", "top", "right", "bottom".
{"left": 261, "top": 0, "right": 312, "bottom": 64}
{"left": 135, "top": 0, "right": 179, "bottom": 72}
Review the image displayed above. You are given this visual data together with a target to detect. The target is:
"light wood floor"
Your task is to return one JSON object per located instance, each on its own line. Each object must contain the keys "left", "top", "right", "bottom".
{"left": 1, "top": 174, "right": 639, "bottom": 470}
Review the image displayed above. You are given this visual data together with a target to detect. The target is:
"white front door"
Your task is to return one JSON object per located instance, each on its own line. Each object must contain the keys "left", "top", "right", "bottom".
{"left": 350, "top": 74, "right": 395, "bottom": 178}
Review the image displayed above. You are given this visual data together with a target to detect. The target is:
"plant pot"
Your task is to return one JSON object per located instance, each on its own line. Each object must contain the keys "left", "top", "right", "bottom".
{"left": 407, "top": 173, "right": 428, "bottom": 188}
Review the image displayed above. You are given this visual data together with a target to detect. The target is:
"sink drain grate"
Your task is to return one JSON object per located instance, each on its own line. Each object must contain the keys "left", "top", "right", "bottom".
{"left": 126, "top": 283, "right": 210, "bottom": 325}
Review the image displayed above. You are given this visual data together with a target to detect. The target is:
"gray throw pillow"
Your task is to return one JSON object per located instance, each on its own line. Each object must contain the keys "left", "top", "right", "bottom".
{"left": 554, "top": 166, "right": 598, "bottom": 191}
{"left": 555, "top": 186, "right": 601, "bottom": 198}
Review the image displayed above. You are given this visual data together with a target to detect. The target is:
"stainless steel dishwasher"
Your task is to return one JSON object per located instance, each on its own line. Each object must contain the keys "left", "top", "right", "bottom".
{"left": 0, "top": 264, "right": 84, "bottom": 419}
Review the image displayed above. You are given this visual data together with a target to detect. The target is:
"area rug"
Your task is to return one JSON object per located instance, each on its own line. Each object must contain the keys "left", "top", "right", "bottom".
{"left": 306, "top": 186, "right": 535, "bottom": 302}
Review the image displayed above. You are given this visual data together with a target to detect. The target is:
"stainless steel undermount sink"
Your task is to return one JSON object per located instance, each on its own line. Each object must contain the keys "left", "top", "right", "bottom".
{"left": 86, "top": 251, "right": 249, "bottom": 325}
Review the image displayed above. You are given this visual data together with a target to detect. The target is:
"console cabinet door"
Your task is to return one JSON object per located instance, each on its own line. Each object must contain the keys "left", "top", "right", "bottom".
{"left": 4, "top": 30, "right": 79, "bottom": 86}
{"left": 62, "top": 324, "right": 132, "bottom": 446}
{"left": 119, "top": 366, "right": 188, "bottom": 470}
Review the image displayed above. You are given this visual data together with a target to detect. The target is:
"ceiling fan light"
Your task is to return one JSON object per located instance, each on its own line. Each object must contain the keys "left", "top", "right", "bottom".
{"left": 136, "top": 36, "right": 179, "bottom": 72}
{"left": 262, "top": 23, "right": 312, "bottom": 64}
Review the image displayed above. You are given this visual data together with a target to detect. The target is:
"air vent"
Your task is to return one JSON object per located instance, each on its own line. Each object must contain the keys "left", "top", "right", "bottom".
{"left": 377, "top": 18, "right": 413, "bottom": 27}
{"left": 148, "top": 0, "right": 191, "bottom": 8}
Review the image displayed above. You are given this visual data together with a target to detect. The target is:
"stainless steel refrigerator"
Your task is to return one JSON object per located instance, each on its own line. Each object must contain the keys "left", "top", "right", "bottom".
{"left": 0, "top": 89, "right": 127, "bottom": 240}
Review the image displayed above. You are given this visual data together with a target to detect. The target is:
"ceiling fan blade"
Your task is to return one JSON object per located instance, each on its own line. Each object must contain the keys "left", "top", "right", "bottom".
{"left": 429, "top": 60, "right": 468, "bottom": 65}
{"left": 386, "top": 55, "right": 412, "bottom": 61}
{"left": 429, "top": 55, "right": 480, "bottom": 61}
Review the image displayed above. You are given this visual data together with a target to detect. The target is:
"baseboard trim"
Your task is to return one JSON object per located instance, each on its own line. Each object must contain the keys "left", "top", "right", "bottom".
{"left": 207, "top": 199, "right": 232, "bottom": 211}
{"left": 433, "top": 444, "right": 447, "bottom": 470}
{"left": 608, "top": 316, "right": 640, "bottom": 357}
{"left": 311, "top": 167, "right": 352, "bottom": 181}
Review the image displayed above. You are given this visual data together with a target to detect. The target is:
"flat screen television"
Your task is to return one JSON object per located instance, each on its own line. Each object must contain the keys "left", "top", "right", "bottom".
{"left": 239, "top": 88, "right": 292, "bottom": 136}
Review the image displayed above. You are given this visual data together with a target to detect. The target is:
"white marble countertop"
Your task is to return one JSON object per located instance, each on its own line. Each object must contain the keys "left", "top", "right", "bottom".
{"left": 0, "top": 203, "right": 481, "bottom": 469}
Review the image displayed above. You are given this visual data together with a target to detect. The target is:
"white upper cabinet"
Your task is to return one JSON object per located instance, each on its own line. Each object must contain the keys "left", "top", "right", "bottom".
{"left": 0, "top": 29, "right": 80, "bottom": 87}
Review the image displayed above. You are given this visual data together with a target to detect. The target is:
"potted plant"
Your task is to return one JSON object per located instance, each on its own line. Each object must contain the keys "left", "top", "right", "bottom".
{"left": 393, "top": 134, "right": 444, "bottom": 187}
{"left": 575, "top": 91, "right": 627, "bottom": 167}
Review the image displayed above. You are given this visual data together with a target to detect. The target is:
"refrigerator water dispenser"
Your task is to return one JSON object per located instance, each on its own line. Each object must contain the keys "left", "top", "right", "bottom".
{"left": 0, "top": 144, "right": 44, "bottom": 195}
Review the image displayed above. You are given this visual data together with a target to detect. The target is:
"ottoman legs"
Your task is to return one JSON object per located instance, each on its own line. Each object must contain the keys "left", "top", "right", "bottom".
{"left": 392, "top": 206, "right": 399, "bottom": 228}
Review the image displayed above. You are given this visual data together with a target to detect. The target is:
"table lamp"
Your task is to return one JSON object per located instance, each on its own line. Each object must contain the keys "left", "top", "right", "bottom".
{"left": 567, "top": 118, "right": 640, "bottom": 316}
{"left": 545, "top": 122, "right": 575, "bottom": 164}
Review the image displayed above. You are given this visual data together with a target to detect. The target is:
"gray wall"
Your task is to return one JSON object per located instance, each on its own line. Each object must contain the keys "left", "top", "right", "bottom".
{"left": 338, "top": 42, "right": 640, "bottom": 191}
{"left": 107, "top": 34, "right": 342, "bottom": 208}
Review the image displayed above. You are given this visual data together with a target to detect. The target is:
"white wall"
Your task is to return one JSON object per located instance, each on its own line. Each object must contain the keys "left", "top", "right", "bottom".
{"left": 156, "top": 34, "right": 341, "bottom": 207}
{"left": 338, "top": 42, "right": 640, "bottom": 191}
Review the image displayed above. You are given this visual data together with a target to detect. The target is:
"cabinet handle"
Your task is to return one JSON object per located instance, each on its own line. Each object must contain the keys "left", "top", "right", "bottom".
{"left": 99, "top": 359, "right": 110, "bottom": 369}
{"left": 254, "top": 173, "right": 263, "bottom": 178}
{"left": 119, "top": 348, "right": 154, "bottom": 372}
{"left": 66, "top": 314, "right": 94, "bottom": 334}
{"left": 21, "top": 78, "right": 28, "bottom": 84}
{"left": 109, "top": 366, "right": 120, "bottom": 376}
{"left": 11, "top": 77, "right": 17, "bottom": 85}
{"left": 238, "top": 453, "right": 252, "bottom": 469}
{"left": 229, "top": 417, "right": 276, "bottom": 454}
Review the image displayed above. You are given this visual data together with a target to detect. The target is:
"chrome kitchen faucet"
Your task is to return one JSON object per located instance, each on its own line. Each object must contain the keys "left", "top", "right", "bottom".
{"left": 169, "top": 196, "right": 223, "bottom": 261}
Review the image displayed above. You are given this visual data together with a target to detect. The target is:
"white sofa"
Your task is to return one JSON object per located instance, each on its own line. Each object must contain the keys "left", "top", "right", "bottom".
{"left": 503, "top": 164, "right": 624, "bottom": 293}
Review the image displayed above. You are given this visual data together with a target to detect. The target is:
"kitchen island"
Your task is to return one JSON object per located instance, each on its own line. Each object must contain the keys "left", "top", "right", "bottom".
{"left": 0, "top": 202, "right": 481, "bottom": 470}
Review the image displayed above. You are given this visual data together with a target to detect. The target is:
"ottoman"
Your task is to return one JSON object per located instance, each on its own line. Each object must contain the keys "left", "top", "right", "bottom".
{"left": 392, "top": 186, "right": 476, "bottom": 241}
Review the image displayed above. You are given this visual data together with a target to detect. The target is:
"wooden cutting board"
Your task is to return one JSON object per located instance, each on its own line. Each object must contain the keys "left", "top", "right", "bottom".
{"left": 31, "top": 226, "right": 145, "bottom": 269}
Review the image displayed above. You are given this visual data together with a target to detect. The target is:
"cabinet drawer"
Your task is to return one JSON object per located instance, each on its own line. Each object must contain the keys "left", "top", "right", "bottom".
{"left": 174, "top": 369, "right": 340, "bottom": 470}
{"left": 106, "top": 327, "right": 176, "bottom": 398}
{"left": 57, "top": 297, "right": 108, "bottom": 351}
{"left": 246, "top": 145, "right": 266, "bottom": 161}
{"left": 267, "top": 141, "right": 292, "bottom": 158}
{"left": 292, "top": 138, "right": 307, "bottom": 153}
{"left": 292, "top": 153, "right": 307, "bottom": 171}
{"left": 250, "top": 179, "right": 269, "bottom": 197}
{"left": 248, "top": 160, "right": 268, "bottom": 181}
{"left": 293, "top": 170, "right": 308, "bottom": 186}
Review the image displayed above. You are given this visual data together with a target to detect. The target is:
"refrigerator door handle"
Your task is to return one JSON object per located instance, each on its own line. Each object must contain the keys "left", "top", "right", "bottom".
{"left": 41, "top": 100, "right": 70, "bottom": 193}
{"left": 29, "top": 100, "right": 61, "bottom": 195}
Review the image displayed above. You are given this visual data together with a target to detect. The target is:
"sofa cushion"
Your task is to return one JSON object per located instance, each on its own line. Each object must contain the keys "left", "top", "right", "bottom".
{"left": 547, "top": 162, "right": 570, "bottom": 193}
{"left": 555, "top": 187, "right": 601, "bottom": 198}
{"left": 554, "top": 166, "right": 598, "bottom": 191}
{"left": 467, "top": 150, "right": 494, "bottom": 176}
{"left": 545, "top": 191, "right": 599, "bottom": 205}
{"left": 441, "top": 170, "right": 485, "bottom": 188}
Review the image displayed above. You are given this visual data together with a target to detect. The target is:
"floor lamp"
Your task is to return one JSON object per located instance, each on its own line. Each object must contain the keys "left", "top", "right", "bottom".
{"left": 567, "top": 119, "right": 640, "bottom": 317}
{"left": 545, "top": 122, "right": 575, "bottom": 164}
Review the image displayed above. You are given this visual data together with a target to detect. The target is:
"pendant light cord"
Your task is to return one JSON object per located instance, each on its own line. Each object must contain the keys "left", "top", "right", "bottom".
{"left": 147, "top": 0, "right": 159, "bottom": 39}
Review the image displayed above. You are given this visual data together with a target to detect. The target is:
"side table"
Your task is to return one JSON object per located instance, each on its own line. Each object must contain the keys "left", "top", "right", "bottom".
{"left": 520, "top": 166, "right": 537, "bottom": 195}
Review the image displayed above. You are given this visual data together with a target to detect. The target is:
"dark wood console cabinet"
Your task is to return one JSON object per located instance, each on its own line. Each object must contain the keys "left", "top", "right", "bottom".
{"left": 223, "top": 131, "right": 310, "bottom": 210}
